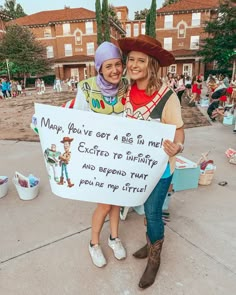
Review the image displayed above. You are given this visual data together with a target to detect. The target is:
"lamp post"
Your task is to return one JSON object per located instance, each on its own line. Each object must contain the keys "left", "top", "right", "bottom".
{"left": 6, "top": 58, "right": 10, "bottom": 80}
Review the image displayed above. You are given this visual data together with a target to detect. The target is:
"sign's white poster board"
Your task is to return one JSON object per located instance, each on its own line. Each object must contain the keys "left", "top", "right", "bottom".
{"left": 35, "top": 103, "right": 175, "bottom": 206}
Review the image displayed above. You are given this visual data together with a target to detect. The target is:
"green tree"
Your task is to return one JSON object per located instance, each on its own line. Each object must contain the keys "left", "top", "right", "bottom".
{"left": 0, "top": 25, "right": 51, "bottom": 83}
{"left": 109, "top": 4, "right": 121, "bottom": 26}
{"left": 102, "top": 0, "right": 110, "bottom": 42}
{"left": 134, "top": 8, "right": 149, "bottom": 20}
{"left": 198, "top": 0, "right": 236, "bottom": 71}
{"left": 0, "top": 0, "right": 26, "bottom": 19}
{"left": 162, "top": 0, "right": 179, "bottom": 7}
{"left": 145, "top": 12, "right": 151, "bottom": 35}
{"left": 95, "top": 0, "right": 103, "bottom": 45}
{"left": 95, "top": 1, "right": 121, "bottom": 44}
{"left": 148, "top": 0, "right": 157, "bottom": 38}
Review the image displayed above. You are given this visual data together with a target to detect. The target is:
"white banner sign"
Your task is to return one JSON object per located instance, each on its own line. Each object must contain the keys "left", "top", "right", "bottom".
{"left": 35, "top": 103, "right": 176, "bottom": 206}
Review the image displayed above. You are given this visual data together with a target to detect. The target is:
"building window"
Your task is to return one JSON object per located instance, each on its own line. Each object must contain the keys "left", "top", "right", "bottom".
{"left": 64, "top": 44, "right": 72, "bottom": 56}
{"left": 63, "top": 23, "right": 71, "bottom": 35}
{"left": 178, "top": 23, "right": 186, "bottom": 38}
{"left": 141, "top": 23, "right": 145, "bottom": 34}
{"left": 75, "top": 31, "right": 82, "bottom": 45}
{"left": 183, "top": 64, "right": 192, "bottom": 77}
{"left": 126, "top": 24, "right": 131, "bottom": 37}
{"left": 133, "top": 24, "right": 139, "bottom": 36}
{"left": 164, "top": 37, "right": 172, "bottom": 50}
{"left": 168, "top": 64, "right": 176, "bottom": 74}
{"left": 190, "top": 36, "right": 199, "bottom": 49}
{"left": 164, "top": 15, "right": 173, "bottom": 29}
{"left": 117, "top": 11, "right": 121, "bottom": 20}
{"left": 87, "top": 42, "right": 94, "bottom": 55}
{"left": 46, "top": 46, "right": 54, "bottom": 58}
{"left": 44, "top": 28, "right": 51, "bottom": 38}
{"left": 86, "top": 21, "right": 93, "bottom": 34}
{"left": 192, "top": 12, "right": 201, "bottom": 26}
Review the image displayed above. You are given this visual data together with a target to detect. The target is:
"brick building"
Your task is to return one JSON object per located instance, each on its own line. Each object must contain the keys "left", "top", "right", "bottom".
{"left": 156, "top": 0, "right": 220, "bottom": 77}
{"left": 5, "top": 0, "right": 220, "bottom": 80}
{"left": 8, "top": 7, "right": 125, "bottom": 81}
{"left": 115, "top": 0, "right": 220, "bottom": 78}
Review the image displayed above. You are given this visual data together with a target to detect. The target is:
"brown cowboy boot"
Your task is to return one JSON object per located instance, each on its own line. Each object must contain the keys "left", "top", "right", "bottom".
{"left": 67, "top": 179, "right": 74, "bottom": 187}
{"left": 138, "top": 237, "right": 164, "bottom": 289}
{"left": 133, "top": 243, "right": 149, "bottom": 259}
{"left": 58, "top": 177, "right": 64, "bottom": 185}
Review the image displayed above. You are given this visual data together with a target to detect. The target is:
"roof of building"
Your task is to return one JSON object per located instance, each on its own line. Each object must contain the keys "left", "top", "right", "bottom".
{"left": 157, "top": 0, "right": 220, "bottom": 13}
{"left": 171, "top": 49, "right": 198, "bottom": 58}
{"left": 8, "top": 7, "right": 95, "bottom": 26}
{"left": 53, "top": 55, "right": 94, "bottom": 63}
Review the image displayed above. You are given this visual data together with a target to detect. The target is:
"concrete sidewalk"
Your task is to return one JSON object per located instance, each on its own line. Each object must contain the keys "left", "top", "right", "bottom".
{"left": 0, "top": 122, "right": 236, "bottom": 295}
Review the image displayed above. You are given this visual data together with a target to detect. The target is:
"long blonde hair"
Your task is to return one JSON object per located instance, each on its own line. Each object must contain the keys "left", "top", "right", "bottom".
{"left": 146, "top": 55, "right": 162, "bottom": 96}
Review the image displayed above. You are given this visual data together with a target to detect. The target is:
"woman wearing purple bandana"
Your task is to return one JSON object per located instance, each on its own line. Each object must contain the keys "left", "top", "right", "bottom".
{"left": 63, "top": 42, "right": 128, "bottom": 268}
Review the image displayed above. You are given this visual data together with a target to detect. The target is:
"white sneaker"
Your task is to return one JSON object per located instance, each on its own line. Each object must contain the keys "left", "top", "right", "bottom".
{"left": 108, "top": 237, "right": 126, "bottom": 260}
{"left": 89, "top": 243, "right": 107, "bottom": 268}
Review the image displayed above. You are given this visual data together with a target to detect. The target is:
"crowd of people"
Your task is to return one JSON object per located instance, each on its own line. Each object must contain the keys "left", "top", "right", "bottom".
{"left": 0, "top": 76, "right": 80, "bottom": 97}
{"left": 0, "top": 77, "right": 26, "bottom": 99}
{"left": 163, "top": 71, "right": 236, "bottom": 132}
{"left": 163, "top": 72, "right": 204, "bottom": 106}
{"left": 205, "top": 73, "right": 236, "bottom": 132}
{"left": 53, "top": 76, "right": 79, "bottom": 92}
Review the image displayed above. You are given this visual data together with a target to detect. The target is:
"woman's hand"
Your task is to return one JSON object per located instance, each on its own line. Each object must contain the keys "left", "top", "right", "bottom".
{"left": 163, "top": 139, "right": 182, "bottom": 157}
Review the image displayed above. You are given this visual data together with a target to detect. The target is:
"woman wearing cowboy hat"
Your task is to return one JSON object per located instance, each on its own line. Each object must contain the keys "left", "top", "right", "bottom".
{"left": 118, "top": 34, "right": 185, "bottom": 289}
{"left": 63, "top": 41, "right": 128, "bottom": 268}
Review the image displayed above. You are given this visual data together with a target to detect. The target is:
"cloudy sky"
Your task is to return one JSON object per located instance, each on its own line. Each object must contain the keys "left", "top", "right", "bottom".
{"left": 12, "top": 0, "right": 165, "bottom": 20}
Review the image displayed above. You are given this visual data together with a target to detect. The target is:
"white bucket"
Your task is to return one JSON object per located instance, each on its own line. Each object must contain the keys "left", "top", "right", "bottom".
{"left": 0, "top": 176, "right": 8, "bottom": 198}
{"left": 13, "top": 178, "right": 40, "bottom": 201}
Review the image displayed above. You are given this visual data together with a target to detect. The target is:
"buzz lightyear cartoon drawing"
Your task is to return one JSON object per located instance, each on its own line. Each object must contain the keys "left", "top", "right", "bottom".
{"left": 44, "top": 144, "right": 61, "bottom": 182}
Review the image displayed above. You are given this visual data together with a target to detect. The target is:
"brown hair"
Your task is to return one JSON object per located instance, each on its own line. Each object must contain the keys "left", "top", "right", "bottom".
{"left": 146, "top": 56, "right": 162, "bottom": 95}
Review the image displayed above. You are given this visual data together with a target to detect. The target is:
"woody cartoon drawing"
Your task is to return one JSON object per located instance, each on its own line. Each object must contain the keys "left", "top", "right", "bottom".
{"left": 58, "top": 137, "right": 74, "bottom": 187}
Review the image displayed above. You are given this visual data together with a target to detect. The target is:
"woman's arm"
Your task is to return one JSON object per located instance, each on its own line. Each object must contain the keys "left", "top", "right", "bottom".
{"left": 163, "top": 126, "right": 185, "bottom": 157}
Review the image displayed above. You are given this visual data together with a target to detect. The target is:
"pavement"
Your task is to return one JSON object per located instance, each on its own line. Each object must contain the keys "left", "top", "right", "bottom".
{"left": 1, "top": 114, "right": 236, "bottom": 295}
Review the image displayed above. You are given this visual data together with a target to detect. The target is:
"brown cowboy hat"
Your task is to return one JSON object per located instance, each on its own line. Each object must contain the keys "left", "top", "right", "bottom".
{"left": 118, "top": 34, "right": 175, "bottom": 67}
{"left": 60, "top": 137, "right": 74, "bottom": 143}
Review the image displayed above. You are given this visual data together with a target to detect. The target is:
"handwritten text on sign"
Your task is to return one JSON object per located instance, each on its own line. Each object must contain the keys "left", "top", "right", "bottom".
{"left": 35, "top": 103, "right": 176, "bottom": 206}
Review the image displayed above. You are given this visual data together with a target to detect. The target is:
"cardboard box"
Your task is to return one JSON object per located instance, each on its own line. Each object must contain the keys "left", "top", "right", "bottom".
{"left": 172, "top": 156, "right": 200, "bottom": 191}
{"left": 200, "top": 98, "right": 209, "bottom": 107}
{"left": 223, "top": 115, "right": 234, "bottom": 125}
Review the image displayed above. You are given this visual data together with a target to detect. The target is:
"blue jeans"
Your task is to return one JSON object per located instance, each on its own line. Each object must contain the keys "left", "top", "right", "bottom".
{"left": 144, "top": 175, "right": 173, "bottom": 244}
{"left": 61, "top": 163, "right": 68, "bottom": 180}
